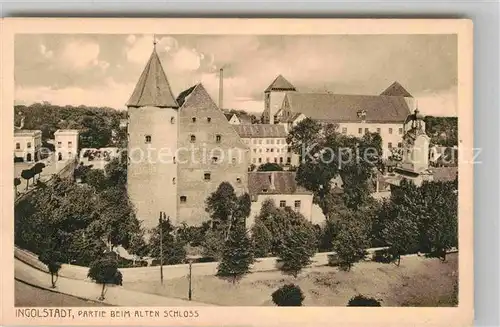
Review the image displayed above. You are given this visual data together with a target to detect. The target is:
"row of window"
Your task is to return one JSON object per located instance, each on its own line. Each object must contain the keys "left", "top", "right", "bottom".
{"left": 169, "top": 117, "right": 214, "bottom": 124}
{"left": 243, "top": 138, "right": 287, "bottom": 145}
{"left": 15, "top": 142, "right": 32, "bottom": 149}
{"left": 145, "top": 134, "right": 223, "bottom": 144}
{"left": 57, "top": 141, "right": 73, "bottom": 148}
{"left": 253, "top": 147, "right": 292, "bottom": 154}
{"left": 253, "top": 157, "right": 292, "bottom": 164}
{"left": 279, "top": 200, "right": 301, "bottom": 209}
{"left": 344, "top": 127, "right": 404, "bottom": 135}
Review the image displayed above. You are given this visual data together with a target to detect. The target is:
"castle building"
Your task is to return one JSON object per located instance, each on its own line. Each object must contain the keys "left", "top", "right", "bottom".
{"left": 14, "top": 130, "right": 42, "bottom": 162}
{"left": 262, "top": 75, "right": 297, "bottom": 124}
{"left": 269, "top": 78, "right": 414, "bottom": 159}
{"left": 54, "top": 129, "right": 79, "bottom": 161}
{"left": 127, "top": 46, "right": 249, "bottom": 229}
{"left": 233, "top": 124, "right": 299, "bottom": 167}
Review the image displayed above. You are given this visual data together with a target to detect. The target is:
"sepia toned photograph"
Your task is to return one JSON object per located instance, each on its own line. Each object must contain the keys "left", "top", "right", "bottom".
{"left": 2, "top": 18, "right": 473, "bottom": 327}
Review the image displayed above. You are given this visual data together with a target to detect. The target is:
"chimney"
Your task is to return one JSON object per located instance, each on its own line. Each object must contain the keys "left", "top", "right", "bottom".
{"left": 269, "top": 172, "right": 275, "bottom": 190}
{"left": 219, "top": 68, "right": 223, "bottom": 109}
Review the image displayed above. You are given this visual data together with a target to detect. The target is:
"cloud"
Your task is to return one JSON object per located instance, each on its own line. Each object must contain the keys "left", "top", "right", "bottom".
{"left": 15, "top": 77, "right": 134, "bottom": 110}
{"left": 126, "top": 35, "right": 179, "bottom": 64}
{"left": 39, "top": 44, "right": 53, "bottom": 59}
{"left": 168, "top": 47, "right": 203, "bottom": 72}
{"left": 58, "top": 40, "right": 101, "bottom": 71}
{"left": 414, "top": 87, "right": 457, "bottom": 117}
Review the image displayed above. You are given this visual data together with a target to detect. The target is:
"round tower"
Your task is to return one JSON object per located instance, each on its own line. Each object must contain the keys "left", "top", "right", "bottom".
{"left": 126, "top": 45, "right": 179, "bottom": 229}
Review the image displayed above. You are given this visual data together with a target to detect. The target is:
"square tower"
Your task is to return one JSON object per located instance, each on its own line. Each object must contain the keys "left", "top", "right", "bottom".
{"left": 263, "top": 75, "right": 296, "bottom": 124}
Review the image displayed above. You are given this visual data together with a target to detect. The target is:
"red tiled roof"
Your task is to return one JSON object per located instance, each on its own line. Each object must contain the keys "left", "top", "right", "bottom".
{"left": 248, "top": 171, "right": 312, "bottom": 197}
{"left": 265, "top": 75, "right": 297, "bottom": 92}
{"left": 127, "top": 49, "right": 179, "bottom": 108}
{"left": 284, "top": 92, "right": 411, "bottom": 123}
{"left": 233, "top": 124, "right": 288, "bottom": 138}
{"left": 380, "top": 81, "right": 413, "bottom": 98}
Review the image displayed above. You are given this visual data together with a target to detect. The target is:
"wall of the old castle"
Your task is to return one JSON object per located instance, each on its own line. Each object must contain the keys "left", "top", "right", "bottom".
{"left": 176, "top": 86, "right": 249, "bottom": 226}
{"left": 127, "top": 106, "right": 178, "bottom": 229}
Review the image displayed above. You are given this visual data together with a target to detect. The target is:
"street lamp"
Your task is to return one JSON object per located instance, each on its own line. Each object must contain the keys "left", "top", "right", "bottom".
{"left": 186, "top": 255, "right": 201, "bottom": 301}
{"left": 159, "top": 212, "right": 167, "bottom": 285}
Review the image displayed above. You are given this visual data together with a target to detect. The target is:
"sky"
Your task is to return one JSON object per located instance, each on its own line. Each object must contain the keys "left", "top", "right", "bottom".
{"left": 15, "top": 34, "right": 457, "bottom": 116}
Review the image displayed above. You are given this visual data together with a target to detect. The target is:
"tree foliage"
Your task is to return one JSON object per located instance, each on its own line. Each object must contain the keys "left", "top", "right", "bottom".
{"left": 21, "top": 169, "right": 35, "bottom": 190}
{"left": 424, "top": 116, "right": 458, "bottom": 147}
{"left": 332, "top": 210, "right": 370, "bottom": 271}
{"left": 257, "top": 162, "right": 284, "bottom": 171}
{"left": 149, "top": 218, "right": 186, "bottom": 265}
{"left": 251, "top": 219, "right": 273, "bottom": 257}
{"left": 271, "top": 284, "right": 305, "bottom": 306}
{"left": 87, "top": 253, "right": 122, "bottom": 300}
{"left": 216, "top": 222, "right": 254, "bottom": 283}
{"left": 347, "top": 294, "right": 381, "bottom": 306}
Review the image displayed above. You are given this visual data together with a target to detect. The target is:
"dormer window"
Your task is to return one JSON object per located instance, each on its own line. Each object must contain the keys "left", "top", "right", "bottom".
{"left": 145, "top": 135, "right": 151, "bottom": 143}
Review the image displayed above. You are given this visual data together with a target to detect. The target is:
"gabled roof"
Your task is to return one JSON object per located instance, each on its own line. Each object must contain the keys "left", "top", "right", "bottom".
{"left": 265, "top": 75, "right": 297, "bottom": 92}
{"left": 233, "top": 124, "right": 287, "bottom": 138}
{"left": 127, "top": 49, "right": 179, "bottom": 108}
{"left": 283, "top": 112, "right": 304, "bottom": 123}
{"left": 224, "top": 113, "right": 235, "bottom": 121}
{"left": 248, "top": 171, "right": 312, "bottom": 197}
{"left": 380, "top": 81, "right": 413, "bottom": 98}
{"left": 284, "top": 92, "right": 411, "bottom": 123}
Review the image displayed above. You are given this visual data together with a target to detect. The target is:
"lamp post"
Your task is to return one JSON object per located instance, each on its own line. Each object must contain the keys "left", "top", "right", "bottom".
{"left": 186, "top": 255, "right": 201, "bottom": 301}
{"left": 159, "top": 212, "right": 167, "bottom": 285}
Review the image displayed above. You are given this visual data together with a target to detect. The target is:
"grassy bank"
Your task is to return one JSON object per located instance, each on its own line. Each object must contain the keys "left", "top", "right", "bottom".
{"left": 124, "top": 252, "right": 458, "bottom": 306}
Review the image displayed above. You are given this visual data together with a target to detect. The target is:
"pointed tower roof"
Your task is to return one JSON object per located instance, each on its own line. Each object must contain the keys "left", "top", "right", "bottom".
{"left": 127, "top": 48, "right": 179, "bottom": 108}
{"left": 380, "top": 81, "right": 413, "bottom": 98}
{"left": 265, "top": 75, "right": 297, "bottom": 92}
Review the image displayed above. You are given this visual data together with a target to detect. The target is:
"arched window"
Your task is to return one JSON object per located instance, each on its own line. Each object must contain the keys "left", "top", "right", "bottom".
{"left": 190, "top": 135, "right": 196, "bottom": 142}
{"left": 145, "top": 135, "right": 151, "bottom": 143}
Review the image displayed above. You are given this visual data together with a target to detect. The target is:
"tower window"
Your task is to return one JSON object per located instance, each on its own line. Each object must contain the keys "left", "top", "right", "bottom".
{"left": 145, "top": 135, "right": 151, "bottom": 143}
{"left": 190, "top": 135, "right": 196, "bottom": 142}
{"left": 180, "top": 196, "right": 187, "bottom": 203}
{"left": 211, "top": 156, "right": 219, "bottom": 164}
{"left": 207, "top": 117, "right": 212, "bottom": 123}
{"left": 399, "top": 128, "right": 403, "bottom": 135}
{"left": 171, "top": 117, "right": 175, "bottom": 124}
{"left": 192, "top": 117, "right": 197, "bottom": 123}
{"left": 173, "top": 156, "right": 176, "bottom": 164}
{"left": 236, "top": 177, "right": 241, "bottom": 183}
{"left": 216, "top": 135, "right": 221, "bottom": 143}
{"left": 172, "top": 177, "right": 176, "bottom": 185}
{"left": 204, "top": 173, "right": 211, "bottom": 181}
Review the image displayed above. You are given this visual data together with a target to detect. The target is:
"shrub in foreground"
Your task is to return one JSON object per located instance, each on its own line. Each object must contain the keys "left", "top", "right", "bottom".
{"left": 271, "top": 284, "right": 305, "bottom": 306}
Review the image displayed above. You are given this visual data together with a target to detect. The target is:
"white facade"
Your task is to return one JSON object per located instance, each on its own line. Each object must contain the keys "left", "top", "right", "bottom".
{"left": 54, "top": 129, "right": 79, "bottom": 162}
{"left": 248, "top": 193, "right": 314, "bottom": 228}
{"left": 241, "top": 136, "right": 300, "bottom": 167}
{"left": 336, "top": 122, "right": 405, "bottom": 158}
{"left": 14, "top": 130, "right": 42, "bottom": 162}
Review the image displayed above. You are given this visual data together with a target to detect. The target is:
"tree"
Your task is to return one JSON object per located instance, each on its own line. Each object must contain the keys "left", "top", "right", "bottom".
{"left": 286, "top": 117, "right": 322, "bottom": 161}
{"left": 149, "top": 217, "right": 186, "bottom": 265}
{"left": 347, "top": 294, "right": 381, "bottom": 306}
{"left": 216, "top": 222, "right": 254, "bottom": 283}
{"left": 276, "top": 212, "right": 317, "bottom": 277}
{"left": 104, "top": 151, "right": 127, "bottom": 188}
{"left": 32, "top": 162, "right": 46, "bottom": 181}
{"left": 85, "top": 169, "right": 108, "bottom": 191}
{"left": 251, "top": 219, "right": 273, "bottom": 257}
{"left": 128, "top": 228, "right": 149, "bottom": 266}
{"left": 257, "top": 163, "right": 283, "bottom": 171}
{"left": 87, "top": 254, "right": 122, "bottom": 301}
{"left": 39, "top": 243, "right": 63, "bottom": 288}
{"left": 381, "top": 205, "right": 419, "bottom": 266}
{"left": 271, "top": 284, "right": 305, "bottom": 306}
{"left": 14, "top": 177, "right": 21, "bottom": 194}
{"left": 332, "top": 211, "right": 370, "bottom": 271}
{"left": 21, "top": 168, "right": 34, "bottom": 190}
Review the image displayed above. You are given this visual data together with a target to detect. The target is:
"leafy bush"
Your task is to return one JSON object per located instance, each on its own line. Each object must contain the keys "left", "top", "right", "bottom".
{"left": 271, "top": 284, "right": 305, "bottom": 306}
{"left": 347, "top": 294, "right": 381, "bottom": 306}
